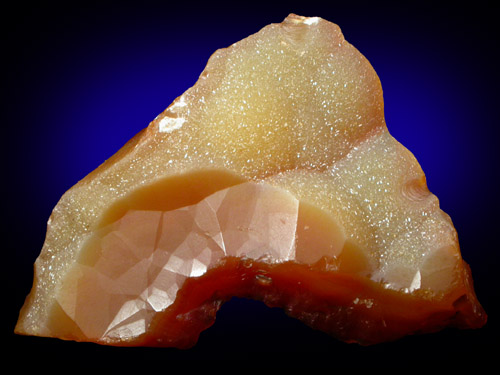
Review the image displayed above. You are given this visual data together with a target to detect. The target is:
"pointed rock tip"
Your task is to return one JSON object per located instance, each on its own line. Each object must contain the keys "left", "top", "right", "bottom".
{"left": 280, "top": 14, "right": 343, "bottom": 40}
{"left": 284, "top": 14, "right": 322, "bottom": 25}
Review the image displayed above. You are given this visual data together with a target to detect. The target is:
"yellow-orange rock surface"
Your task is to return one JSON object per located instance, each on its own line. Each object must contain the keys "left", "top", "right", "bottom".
{"left": 15, "top": 14, "right": 486, "bottom": 348}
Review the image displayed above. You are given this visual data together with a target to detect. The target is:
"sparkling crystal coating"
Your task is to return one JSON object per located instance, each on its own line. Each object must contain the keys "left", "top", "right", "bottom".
{"left": 56, "top": 182, "right": 298, "bottom": 342}
{"left": 15, "top": 14, "right": 486, "bottom": 346}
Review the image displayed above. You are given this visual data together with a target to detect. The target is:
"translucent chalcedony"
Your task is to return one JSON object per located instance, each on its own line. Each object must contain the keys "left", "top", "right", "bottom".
{"left": 15, "top": 14, "right": 486, "bottom": 347}
{"left": 57, "top": 182, "right": 300, "bottom": 341}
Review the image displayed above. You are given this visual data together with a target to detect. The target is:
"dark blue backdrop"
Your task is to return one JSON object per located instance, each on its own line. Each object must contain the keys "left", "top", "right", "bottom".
{"left": 4, "top": 1, "right": 497, "bottom": 368}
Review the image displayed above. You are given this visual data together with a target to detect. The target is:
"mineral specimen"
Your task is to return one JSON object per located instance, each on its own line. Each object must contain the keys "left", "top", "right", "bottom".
{"left": 15, "top": 14, "right": 486, "bottom": 348}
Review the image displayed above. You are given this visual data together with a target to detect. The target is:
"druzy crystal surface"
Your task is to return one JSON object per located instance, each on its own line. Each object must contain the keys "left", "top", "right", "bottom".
{"left": 58, "top": 182, "right": 299, "bottom": 341}
{"left": 15, "top": 14, "right": 486, "bottom": 347}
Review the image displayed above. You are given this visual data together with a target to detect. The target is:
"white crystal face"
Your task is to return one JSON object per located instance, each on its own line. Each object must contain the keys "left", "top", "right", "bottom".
{"left": 55, "top": 182, "right": 299, "bottom": 342}
{"left": 15, "top": 15, "right": 485, "bottom": 345}
{"left": 52, "top": 177, "right": 461, "bottom": 342}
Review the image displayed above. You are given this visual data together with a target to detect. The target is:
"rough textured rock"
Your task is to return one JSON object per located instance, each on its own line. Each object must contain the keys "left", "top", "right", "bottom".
{"left": 15, "top": 14, "right": 486, "bottom": 347}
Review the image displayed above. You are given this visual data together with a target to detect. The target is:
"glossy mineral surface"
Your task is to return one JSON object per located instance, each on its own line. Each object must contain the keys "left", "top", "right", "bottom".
{"left": 15, "top": 14, "right": 486, "bottom": 347}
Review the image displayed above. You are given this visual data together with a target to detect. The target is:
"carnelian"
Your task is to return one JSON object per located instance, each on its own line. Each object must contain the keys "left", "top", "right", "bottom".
{"left": 15, "top": 14, "right": 486, "bottom": 347}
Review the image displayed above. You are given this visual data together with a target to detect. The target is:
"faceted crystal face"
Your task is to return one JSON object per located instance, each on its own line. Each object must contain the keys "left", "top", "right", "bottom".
{"left": 56, "top": 182, "right": 300, "bottom": 341}
{"left": 15, "top": 14, "right": 486, "bottom": 346}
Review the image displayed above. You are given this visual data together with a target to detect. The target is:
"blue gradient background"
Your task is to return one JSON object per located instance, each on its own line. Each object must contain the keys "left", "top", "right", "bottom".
{"left": 4, "top": 1, "right": 497, "bottom": 368}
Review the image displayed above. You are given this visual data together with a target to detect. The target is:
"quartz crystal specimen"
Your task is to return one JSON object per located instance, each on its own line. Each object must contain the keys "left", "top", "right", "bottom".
{"left": 15, "top": 14, "right": 486, "bottom": 348}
